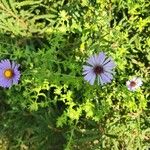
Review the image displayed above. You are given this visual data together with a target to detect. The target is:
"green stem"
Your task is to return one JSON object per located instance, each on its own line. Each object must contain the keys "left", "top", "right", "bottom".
{"left": 65, "top": 120, "right": 78, "bottom": 150}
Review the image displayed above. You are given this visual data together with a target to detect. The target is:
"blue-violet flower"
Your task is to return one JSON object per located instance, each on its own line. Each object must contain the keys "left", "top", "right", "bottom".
{"left": 0, "top": 59, "right": 21, "bottom": 88}
{"left": 83, "top": 52, "right": 116, "bottom": 85}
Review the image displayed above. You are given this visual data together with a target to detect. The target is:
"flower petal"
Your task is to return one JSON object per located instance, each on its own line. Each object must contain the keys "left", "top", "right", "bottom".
{"left": 89, "top": 74, "right": 96, "bottom": 85}
{"left": 104, "top": 72, "right": 113, "bottom": 80}
{"left": 135, "top": 78, "right": 142, "bottom": 86}
{"left": 84, "top": 72, "right": 95, "bottom": 85}
{"left": 87, "top": 55, "right": 96, "bottom": 66}
{"left": 98, "top": 75, "right": 104, "bottom": 85}
{"left": 83, "top": 65, "right": 93, "bottom": 75}
{"left": 97, "top": 52, "right": 106, "bottom": 65}
{"left": 101, "top": 73, "right": 111, "bottom": 84}
{"left": 83, "top": 65, "right": 93, "bottom": 71}
{"left": 0, "top": 59, "right": 11, "bottom": 69}
{"left": 103, "top": 59, "right": 116, "bottom": 69}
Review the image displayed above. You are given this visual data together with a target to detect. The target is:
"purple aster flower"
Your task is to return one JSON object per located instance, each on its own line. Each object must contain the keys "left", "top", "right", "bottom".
{"left": 126, "top": 77, "right": 142, "bottom": 91}
{"left": 83, "top": 52, "right": 116, "bottom": 85}
{"left": 0, "top": 59, "right": 21, "bottom": 88}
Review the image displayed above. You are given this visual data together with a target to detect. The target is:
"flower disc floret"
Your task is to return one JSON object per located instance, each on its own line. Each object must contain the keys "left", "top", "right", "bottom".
{"left": 4, "top": 69, "right": 14, "bottom": 79}
{"left": 93, "top": 65, "right": 104, "bottom": 75}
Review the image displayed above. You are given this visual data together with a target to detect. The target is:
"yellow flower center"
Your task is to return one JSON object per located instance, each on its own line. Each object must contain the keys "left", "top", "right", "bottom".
{"left": 4, "top": 69, "right": 14, "bottom": 79}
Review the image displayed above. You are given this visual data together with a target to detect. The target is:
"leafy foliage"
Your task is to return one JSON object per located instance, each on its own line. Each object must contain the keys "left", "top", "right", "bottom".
{"left": 0, "top": 0, "right": 149, "bottom": 149}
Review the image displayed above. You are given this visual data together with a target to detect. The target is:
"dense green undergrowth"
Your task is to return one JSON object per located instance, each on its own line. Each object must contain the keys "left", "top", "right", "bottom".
{"left": 0, "top": 0, "right": 150, "bottom": 149}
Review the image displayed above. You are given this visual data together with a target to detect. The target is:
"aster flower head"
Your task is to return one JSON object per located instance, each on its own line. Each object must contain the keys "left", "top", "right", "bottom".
{"left": 126, "top": 77, "right": 142, "bottom": 91}
{"left": 0, "top": 59, "right": 21, "bottom": 88}
{"left": 83, "top": 52, "right": 116, "bottom": 85}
